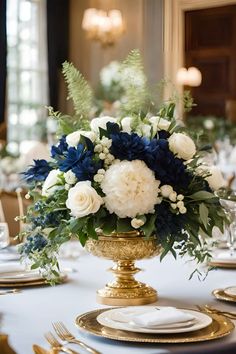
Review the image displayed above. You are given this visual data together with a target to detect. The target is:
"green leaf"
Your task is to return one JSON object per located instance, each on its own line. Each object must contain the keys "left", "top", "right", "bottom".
{"left": 86, "top": 218, "right": 97, "bottom": 239}
{"left": 62, "top": 61, "right": 93, "bottom": 120}
{"left": 116, "top": 218, "right": 133, "bottom": 233}
{"left": 199, "top": 203, "right": 209, "bottom": 229}
{"left": 102, "top": 214, "right": 117, "bottom": 235}
{"left": 188, "top": 191, "right": 216, "bottom": 201}
{"left": 78, "top": 231, "right": 87, "bottom": 247}
{"left": 141, "top": 214, "right": 156, "bottom": 237}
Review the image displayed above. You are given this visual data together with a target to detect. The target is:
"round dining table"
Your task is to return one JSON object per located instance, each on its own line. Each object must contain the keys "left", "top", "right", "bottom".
{"left": 1, "top": 250, "right": 236, "bottom": 354}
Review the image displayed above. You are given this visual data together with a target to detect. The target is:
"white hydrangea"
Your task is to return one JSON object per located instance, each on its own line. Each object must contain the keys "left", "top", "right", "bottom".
{"left": 101, "top": 160, "right": 161, "bottom": 218}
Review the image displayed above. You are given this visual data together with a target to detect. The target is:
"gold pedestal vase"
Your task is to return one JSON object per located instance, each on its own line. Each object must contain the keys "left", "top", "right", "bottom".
{"left": 85, "top": 232, "right": 162, "bottom": 306}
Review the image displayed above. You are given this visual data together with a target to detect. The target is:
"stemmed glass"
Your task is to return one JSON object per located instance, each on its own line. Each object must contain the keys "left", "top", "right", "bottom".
{"left": 215, "top": 189, "right": 236, "bottom": 256}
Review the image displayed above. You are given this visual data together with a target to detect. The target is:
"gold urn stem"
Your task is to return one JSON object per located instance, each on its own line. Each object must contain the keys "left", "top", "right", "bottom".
{"left": 97, "top": 259, "right": 158, "bottom": 306}
{"left": 109, "top": 260, "right": 141, "bottom": 289}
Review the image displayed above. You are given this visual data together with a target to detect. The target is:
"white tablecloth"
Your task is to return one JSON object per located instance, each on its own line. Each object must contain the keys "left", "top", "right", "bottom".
{"left": 1, "top": 253, "right": 236, "bottom": 354}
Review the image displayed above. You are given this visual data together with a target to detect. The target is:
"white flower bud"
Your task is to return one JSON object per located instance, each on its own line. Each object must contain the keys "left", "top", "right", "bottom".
{"left": 131, "top": 218, "right": 145, "bottom": 229}
{"left": 93, "top": 174, "right": 104, "bottom": 183}
{"left": 169, "top": 191, "right": 177, "bottom": 202}
{"left": 98, "top": 169, "right": 106, "bottom": 175}
{"left": 177, "top": 201, "right": 184, "bottom": 208}
{"left": 99, "top": 153, "right": 106, "bottom": 160}
{"left": 177, "top": 194, "right": 184, "bottom": 201}
{"left": 171, "top": 203, "right": 177, "bottom": 209}
{"left": 107, "top": 153, "right": 114, "bottom": 161}
{"left": 94, "top": 144, "right": 103, "bottom": 153}
{"left": 160, "top": 185, "right": 173, "bottom": 198}
{"left": 179, "top": 207, "right": 187, "bottom": 214}
{"left": 103, "top": 147, "right": 109, "bottom": 154}
{"left": 25, "top": 193, "right": 31, "bottom": 200}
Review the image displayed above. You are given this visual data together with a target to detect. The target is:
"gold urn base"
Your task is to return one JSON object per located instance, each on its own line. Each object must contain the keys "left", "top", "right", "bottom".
{"left": 86, "top": 232, "right": 161, "bottom": 306}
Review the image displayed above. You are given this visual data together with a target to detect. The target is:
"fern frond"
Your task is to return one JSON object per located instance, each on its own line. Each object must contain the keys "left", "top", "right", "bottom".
{"left": 120, "top": 49, "right": 150, "bottom": 114}
{"left": 62, "top": 61, "right": 93, "bottom": 120}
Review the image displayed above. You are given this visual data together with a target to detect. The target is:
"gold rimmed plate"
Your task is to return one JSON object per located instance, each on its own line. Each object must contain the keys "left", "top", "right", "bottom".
{"left": 75, "top": 308, "right": 234, "bottom": 344}
{"left": 0, "top": 274, "right": 68, "bottom": 288}
{"left": 213, "top": 289, "right": 236, "bottom": 303}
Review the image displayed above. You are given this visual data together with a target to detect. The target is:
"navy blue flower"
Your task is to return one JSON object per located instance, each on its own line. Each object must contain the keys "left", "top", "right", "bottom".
{"left": 51, "top": 136, "right": 68, "bottom": 158}
{"left": 143, "top": 139, "right": 191, "bottom": 192}
{"left": 22, "top": 159, "right": 52, "bottom": 183}
{"left": 155, "top": 202, "right": 187, "bottom": 240}
{"left": 110, "top": 131, "right": 149, "bottom": 161}
{"left": 58, "top": 144, "right": 100, "bottom": 181}
{"left": 20, "top": 234, "right": 48, "bottom": 255}
{"left": 157, "top": 130, "right": 170, "bottom": 140}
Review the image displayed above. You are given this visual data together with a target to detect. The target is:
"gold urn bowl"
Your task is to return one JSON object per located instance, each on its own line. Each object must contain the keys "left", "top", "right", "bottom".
{"left": 86, "top": 232, "right": 162, "bottom": 306}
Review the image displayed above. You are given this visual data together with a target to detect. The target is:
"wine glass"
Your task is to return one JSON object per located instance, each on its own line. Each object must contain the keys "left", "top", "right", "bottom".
{"left": 215, "top": 189, "right": 236, "bottom": 256}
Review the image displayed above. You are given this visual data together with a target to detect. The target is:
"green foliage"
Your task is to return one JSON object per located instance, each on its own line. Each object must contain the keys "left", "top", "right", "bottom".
{"left": 186, "top": 115, "right": 236, "bottom": 146}
{"left": 62, "top": 61, "right": 93, "bottom": 127}
{"left": 119, "top": 49, "right": 151, "bottom": 114}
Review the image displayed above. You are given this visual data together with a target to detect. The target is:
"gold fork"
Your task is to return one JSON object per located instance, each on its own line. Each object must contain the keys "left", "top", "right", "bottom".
{"left": 44, "top": 331, "right": 80, "bottom": 354}
{"left": 52, "top": 321, "right": 100, "bottom": 354}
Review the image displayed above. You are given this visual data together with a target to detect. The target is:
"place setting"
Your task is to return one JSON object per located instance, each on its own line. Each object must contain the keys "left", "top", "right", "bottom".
{"left": 0, "top": 262, "right": 67, "bottom": 288}
{"left": 212, "top": 286, "right": 236, "bottom": 303}
{"left": 75, "top": 305, "right": 235, "bottom": 344}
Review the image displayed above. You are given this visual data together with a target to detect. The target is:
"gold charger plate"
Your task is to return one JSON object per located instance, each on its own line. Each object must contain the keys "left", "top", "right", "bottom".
{"left": 213, "top": 289, "right": 236, "bottom": 303}
{"left": 0, "top": 274, "right": 68, "bottom": 288}
{"left": 75, "top": 308, "right": 234, "bottom": 343}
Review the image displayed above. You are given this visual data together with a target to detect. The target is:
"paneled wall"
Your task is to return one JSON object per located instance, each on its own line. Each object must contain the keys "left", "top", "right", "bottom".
{"left": 69, "top": 0, "right": 163, "bottom": 90}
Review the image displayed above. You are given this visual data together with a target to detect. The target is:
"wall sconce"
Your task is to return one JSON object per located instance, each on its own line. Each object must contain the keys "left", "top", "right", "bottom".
{"left": 82, "top": 8, "right": 125, "bottom": 46}
{"left": 176, "top": 67, "right": 202, "bottom": 87}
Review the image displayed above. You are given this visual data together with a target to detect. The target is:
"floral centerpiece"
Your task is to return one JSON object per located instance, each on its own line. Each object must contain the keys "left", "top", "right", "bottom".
{"left": 20, "top": 51, "right": 227, "bottom": 285}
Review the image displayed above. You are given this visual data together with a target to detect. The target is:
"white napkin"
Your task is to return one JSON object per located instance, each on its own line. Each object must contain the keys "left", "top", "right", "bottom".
{"left": 130, "top": 307, "right": 195, "bottom": 328}
{"left": 111, "top": 307, "right": 195, "bottom": 328}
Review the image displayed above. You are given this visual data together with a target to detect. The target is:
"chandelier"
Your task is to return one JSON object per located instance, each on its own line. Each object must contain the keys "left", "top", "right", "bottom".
{"left": 82, "top": 8, "right": 125, "bottom": 46}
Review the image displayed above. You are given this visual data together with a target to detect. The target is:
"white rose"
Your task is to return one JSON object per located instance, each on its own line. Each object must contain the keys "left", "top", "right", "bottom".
{"left": 198, "top": 165, "right": 226, "bottom": 191}
{"left": 168, "top": 132, "right": 196, "bottom": 160}
{"left": 66, "top": 181, "right": 103, "bottom": 218}
{"left": 64, "top": 170, "right": 77, "bottom": 185}
{"left": 121, "top": 117, "right": 133, "bottom": 133}
{"left": 160, "top": 185, "right": 173, "bottom": 198}
{"left": 42, "top": 169, "right": 61, "bottom": 197}
{"left": 149, "top": 116, "right": 171, "bottom": 135}
{"left": 66, "top": 130, "right": 96, "bottom": 147}
{"left": 131, "top": 218, "right": 145, "bottom": 229}
{"left": 90, "top": 116, "right": 117, "bottom": 133}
